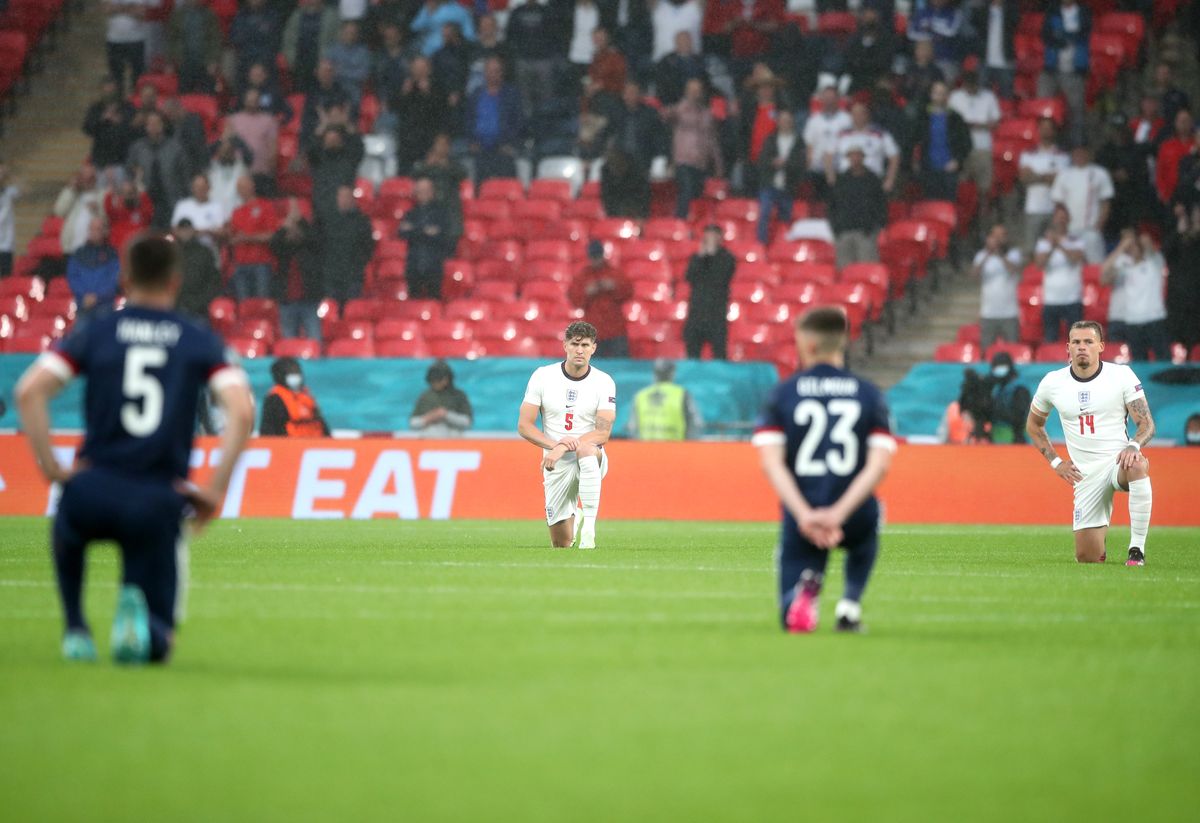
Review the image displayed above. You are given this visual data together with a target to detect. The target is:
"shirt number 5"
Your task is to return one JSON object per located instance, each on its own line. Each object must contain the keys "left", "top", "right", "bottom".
{"left": 564, "top": 412, "right": 575, "bottom": 431}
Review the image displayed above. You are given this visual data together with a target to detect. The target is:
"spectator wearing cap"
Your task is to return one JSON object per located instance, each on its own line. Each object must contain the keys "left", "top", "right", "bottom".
{"left": 172, "top": 218, "right": 223, "bottom": 322}
{"left": 972, "top": 223, "right": 1022, "bottom": 348}
{"left": 664, "top": 78, "right": 723, "bottom": 220}
{"left": 410, "top": 361, "right": 474, "bottom": 438}
{"left": 1018, "top": 118, "right": 1069, "bottom": 252}
{"left": 1102, "top": 230, "right": 1169, "bottom": 361}
{"left": 630, "top": 359, "right": 703, "bottom": 441}
{"left": 569, "top": 241, "right": 634, "bottom": 358}
{"left": 1038, "top": 0, "right": 1090, "bottom": 145}
{"left": 972, "top": 0, "right": 1018, "bottom": 99}
{"left": 755, "top": 109, "right": 804, "bottom": 244}
{"left": 1049, "top": 142, "right": 1113, "bottom": 263}
{"left": 66, "top": 218, "right": 121, "bottom": 317}
{"left": 1033, "top": 204, "right": 1085, "bottom": 342}
{"left": 397, "top": 178, "right": 451, "bottom": 301}
{"left": 682, "top": 225, "right": 735, "bottom": 360}
{"left": 827, "top": 146, "right": 886, "bottom": 269}
{"left": 948, "top": 62, "right": 1000, "bottom": 225}
{"left": 914, "top": 80, "right": 972, "bottom": 201}
{"left": 270, "top": 200, "right": 325, "bottom": 342}
{"left": 261, "top": 357, "right": 330, "bottom": 438}
{"left": 283, "top": 0, "right": 339, "bottom": 93}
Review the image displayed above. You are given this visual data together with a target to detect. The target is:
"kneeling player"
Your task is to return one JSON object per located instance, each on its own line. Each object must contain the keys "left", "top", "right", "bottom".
{"left": 517, "top": 321, "right": 616, "bottom": 549}
{"left": 16, "top": 233, "right": 255, "bottom": 664}
{"left": 1025, "top": 321, "right": 1155, "bottom": 565}
{"left": 753, "top": 307, "right": 896, "bottom": 633}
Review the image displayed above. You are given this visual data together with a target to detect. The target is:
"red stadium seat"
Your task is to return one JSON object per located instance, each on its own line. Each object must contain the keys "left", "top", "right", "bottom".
{"left": 27, "top": 236, "right": 63, "bottom": 262}
{"left": 484, "top": 220, "right": 520, "bottom": 242}
{"left": 591, "top": 218, "right": 640, "bottom": 241}
{"left": 1017, "top": 97, "right": 1066, "bottom": 126}
{"left": 513, "top": 199, "right": 563, "bottom": 224}
{"left": 524, "top": 259, "right": 574, "bottom": 284}
{"left": 768, "top": 239, "right": 835, "bottom": 265}
{"left": 481, "top": 337, "right": 542, "bottom": 358}
{"left": 343, "top": 298, "right": 386, "bottom": 323}
{"left": 642, "top": 219, "right": 691, "bottom": 242}
{"left": 463, "top": 199, "right": 512, "bottom": 222}
{"left": 840, "top": 262, "right": 891, "bottom": 295}
{"left": 232, "top": 318, "right": 277, "bottom": 345}
{"left": 741, "top": 302, "right": 789, "bottom": 324}
{"left": 473, "top": 320, "right": 522, "bottom": 343}
{"left": 957, "top": 323, "right": 981, "bottom": 344}
{"left": 734, "top": 261, "right": 780, "bottom": 287}
{"left": 376, "top": 338, "right": 430, "bottom": 358}
{"left": 993, "top": 118, "right": 1038, "bottom": 144}
{"left": 525, "top": 240, "right": 577, "bottom": 263}
{"left": 817, "top": 11, "right": 857, "bottom": 37}
{"left": 714, "top": 198, "right": 761, "bottom": 223}
{"left": 1097, "top": 12, "right": 1145, "bottom": 61}
{"left": 444, "top": 299, "right": 491, "bottom": 322}
{"left": 729, "top": 281, "right": 769, "bottom": 304}
{"left": 208, "top": 297, "right": 237, "bottom": 335}
{"left": 1107, "top": 342, "right": 1133, "bottom": 365}
{"left": 725, "top": 240, "right": 766, "bottom": 264}
{"left": 625, "top": 259, "right": 672, "bottom": 283}
{"left": 984, "top": 342, "right": 1033, "bottom": 364}
{"left": 542, "top": 219, "right": 590, "bottom": 243}
{"left": 478, "top": 178, "right": 525, "bottom": 202}
{"left": 379, "top": 177, "right": 415, "bottom": 203}
{"left": 618, "top": 238, "right": 668, "bottom": 262}
{"left": 1035, "top": 343, "right": 1067, "bottom": 363}
{"left": 475, "top": 259, "right": 520, "bottom": 283}
{"left": 563, "top": 198, "right": 605, "bottom": 220}
{"left": 442, "top": 259, "right": 475, "bottom": 301}
{"left": 524, "top": 280, "right": 571, "bottom": 302}
{"left": 32, "top": 296, "right": 76, "bottom": 321}
{"left": 238, "top": 298, "right": 279, "bottom": 325}
{"left": 934, "top": 342, "right": 980, "bottom": 363}
{"left": 3, "top": 334, "right": 52, "bottom": 354}
{"left": 226, "top": 337, "right": 268, "bottom": 359}
{"left": 527, "top": 179, "right": 572, "bottom": 202}
{"left": 45, "top": 277, "right": 73, "bottom": 299}
{"left": 474, "top": 280, "right": 518, "bottom": 302}
{"left": 0, "top": 275, "right": 45, "bottom": 301}
{"left": 326, "top": 337, "right": 377, "bottom": 358}
{"left": 776, "top": 262, "right": 836, "bottom": 286}
{"left": 375, "top": 318, "right": 423, "bottom": 341}
{"left": 488, "top": 240, "right": 524, "bottom": 268}
{"left": 177, "top": 94, "right": 220, "bottom": 139}
{"left": 774, "top": 282, "right": 825, "bottom": 308}
{"left": 389, "top": 299, "right": 442, "bottom": 321}
{"left": 273, "top": 338, "right": 322, "bottom": 359}
{"left": 325, "top": 319, "right": 373, "bottom": 341}
{"left": 910, "top": 200, "right": 958, "bottom": 233}
{"left": 422, "top": 319, "right": 472, "bottom": 341}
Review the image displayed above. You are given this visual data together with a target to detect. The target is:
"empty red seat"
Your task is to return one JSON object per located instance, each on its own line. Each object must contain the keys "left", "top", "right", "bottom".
{"left": 910, "top": 200, "right": 958, "bottom": 233}
{"left": 524, "top": 259, "right": 574, "bottom": 284}
{"left": 177, "top": 94, "right": 220, "bottom": 138}
{"left": 1035, "top": 342, "right": 1067, "bottom": 363}
{"left": 777, "top": 262, "right": 836, "bottom": 286}
{"left": 473, "top": 319, "right": 522, "bottom": 343}
{"left": 563, "top": 198, "right": 605, "bottom": 220}
{"left": 527, "top": 179, "right": 572, "bottom": 202}
{"left": 375, "top": 318, "right": 422, "bottom": 341}
{"left": 714, "top": 198, "right": 760, "bottom": 223}
{"left": 513, "top": 199, "right": 563, "bottom": 223}
{"left": 32, "top": 296, "right": 76, "bottom": 320}
{"left": 957, "top": 323, "right": 981, "bottom": 344}
{"left": 625, "top": 259, "right": 672, "bottom": 283}
{"left": 1017, "top": 97, "right": 1066, "bottom": 126}
{"left": 232, "top": 317, "right": 277, "bottom": 344}
{"left": 226, "top": 337, "right": 268, "bottom": 359}
{"left": 983, "top": 341, "right": 1032, "bottom": 364}
{"left": 617, "top": 238, "right": 668, "bottom": 262}
{"left": 326, "top": 337, "right": 376, "bottom": 358}
{"left": 742, "top": 302, "right": 789, "bottom": 324}
{"left": 342, "top": 298, "right": 386, "bottom": 323}
{"left": 768, "top": 239, "right": 834, "bottom": 265}
{"left": 273, "top": 338, "right": 321, "bottom": 358}
{"left": 389, "top": 299, "right": 441, "bottom": 321}
{"left": 631, "top": 280, "right": 672, "bottom": 302}
{"left": 0, "top": 275, "right": 45, "bottom": 301}
{"left": 817, "top": 11, "right": 857, "bottom": 36}
{"left": 774, "top": 282, "right": 825, "bottom": 308}
{"left": 725, "top": 240, "right": 766, "bottom": 264}
{"left": 238, "top": 298, "right": 279, "bottom": 325}
{"left": 840, "top": 262, "right": 891, "bottom": 293}
{"left": 642, "top": 219, "right": 691, "bottom": 242}
{"left": 934, "top": 342, "right": 979, "bottom": 363}
{"left": 525, "top": 240, "right": 576, "bottom": 263}
{"left": 478, "top": 178, "right": 525, "bottom": 202}
{"left": 444, "top": 299, "right": 491, "bottom": 322}
{"left": 422, "top": 319, "right": 471, "bottom": 341}
{"left": 377, "top": 337, "right": 430, "bottom": 357}
{"left": 523, "top": 280, "right": 570, "bottom": 302}
{"left": 591, "top": 218, "right": 640, "bottom": 241}
{"left": 730, "top": 281, "right": 769, "bottom": 304}
{"left": 3, "top": 334, "right": 51, "bottom": 354}
{"left": 542, "top": 219, "right": 590, "bottom": 243}
{"left": 463, "top": 199, "right": 512, "bottom": 222}
{"left": 379, "top": 177, "right": 414, "bottom": 202}
{"left": 488, "top": 240, "right": 524, "bottom": 267}
{"left": 474, "top": 280, "right": 517, "bottom": 302}
{"left": 208, "top": 297, "right": 237, "bottom": 334}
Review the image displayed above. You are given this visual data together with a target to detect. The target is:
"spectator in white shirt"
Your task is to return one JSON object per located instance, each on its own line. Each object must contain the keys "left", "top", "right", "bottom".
{"left": 803, "top": 84, "right": 852, "bottom": 196}
{"left": 1050, "top": 142, "right": 1114, "bottom": 264}
{"left": 972, "top": 223, "right": 1023, "bottom": 348}
{"left": 55, "top": 164, "right": 108, "bottom": 256}
{"left": 105, "top": 0, "right": 149, "bottom": 94}
{"left": 1033, "top": 204, "right": 1085, "bottom": 342}
{"left": 651, "top": 0, "right": 703, "bottom": 64}
{"left": 1102, "top": 230, "right": 1169, "bottom": 360}
{"left": 568, "top": 0, "right": 601, "bottom": 89}
{"left": 208, "top": 137, "right": 250, "bottom": 220}
{"left": 948, "top": 63, "right": 1000, "bottom": 223}
{"left": 1018, "top": 118, "right": 1069, "bottom": 252}
{"left": 171, "top": 174, "right": 228, "bottom": 257}
{"left": 832, "top": 101, "right": 899, "bottom": 192}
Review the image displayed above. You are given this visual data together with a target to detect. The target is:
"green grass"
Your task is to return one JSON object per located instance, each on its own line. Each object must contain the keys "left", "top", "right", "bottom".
{"left": 1, "top": 518, "right": 1198, "bottom": 822}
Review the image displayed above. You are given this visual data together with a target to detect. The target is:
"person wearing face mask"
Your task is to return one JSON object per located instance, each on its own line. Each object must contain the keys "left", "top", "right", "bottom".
{"left": 982, "top": 351, "right": 1030, "bottom": 444}
{"left": 410, "top": 361, "right": 474, "bottom": 437}
{"left": 1184, "top": 414, "right": 1200, "bottom": 447}
{"left": 260, "top": 357, "right": 330, "bottom": 437}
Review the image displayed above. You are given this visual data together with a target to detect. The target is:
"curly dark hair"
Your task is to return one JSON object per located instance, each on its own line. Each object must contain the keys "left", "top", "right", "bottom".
{"left": 563, "top": 321, "right": 598, "bottom": 342}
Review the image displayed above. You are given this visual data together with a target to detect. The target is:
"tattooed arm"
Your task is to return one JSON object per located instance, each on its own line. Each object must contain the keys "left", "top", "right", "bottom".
{"left": 1119, "top": 396, "right": 1155, "bottom": 469}
{"left": 1027, "top": 405, "right": 1083, "bottom": 485}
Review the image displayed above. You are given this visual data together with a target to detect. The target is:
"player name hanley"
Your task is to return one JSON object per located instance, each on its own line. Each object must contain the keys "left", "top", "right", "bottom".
{"left": 796, "top": 377, "right": 859, "bottom": 396}
{"left": 116, "top": 318, "right": 182, "bottom": 347}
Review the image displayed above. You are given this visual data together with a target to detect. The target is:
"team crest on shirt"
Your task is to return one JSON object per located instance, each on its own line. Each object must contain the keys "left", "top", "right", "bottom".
{"left": 1077, "top": 391, "right": 1090, "bottom": 406}
{"left": 567, "top": 389, "right": 578, "bottom": 403}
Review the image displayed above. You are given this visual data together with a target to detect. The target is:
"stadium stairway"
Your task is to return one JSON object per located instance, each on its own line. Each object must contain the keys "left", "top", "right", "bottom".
{"left": 0, "top": 0, "right": 107, "bottom": 253}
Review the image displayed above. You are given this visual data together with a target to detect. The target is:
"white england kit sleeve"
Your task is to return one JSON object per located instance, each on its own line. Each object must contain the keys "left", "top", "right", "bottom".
{"left": 1031, "top": 363, "right": 1143, "bottom": 472}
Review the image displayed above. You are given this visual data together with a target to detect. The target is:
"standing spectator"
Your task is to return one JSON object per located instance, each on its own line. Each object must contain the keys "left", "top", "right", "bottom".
{"left": 609, "top": 0, "right": 654, "bottom": 80}
{"left": 261, "top": 358, "right": 331, "bottom": 437}
{"left": 125, "top": 111, "right": 189, "bottom": 229}
{"left": 834, "top": 101, "right": 901, "bottom": 194}
{"left": 914, "top": 80, "right": 972, "bottom": 200}
{"left": 392, "top": 56, "right": 449, "bottom": 173}
{"left": 568, "top": 240, "right": 633, "bottom": 357}
{"left": 827, "top": 147, "right": 886, "bottom": 269}
{"left": 898, "top": 37, "right": 945, "bottom": 116}
{"left": 803, "top": 84, "right": 852, "bottom": 196}
{"left": 600, "top": 147, "right": 651, "bottom": 219}
{"left": 270, "top": 201, "right": 325, "bottom": 341}
{"left": 208, "top": 135, "right": 251, "bottom": 220}
{"left": 1033, "top": 204, "right": 1085, "bottom": 342}
{"left": 366, "top": 0, "right": 416, "bottom": 48}
{"left": 103, "top": 178, "right": 155, "bottom": 253}
{"left": 373, "top": 24, "right": 410, "bottom": 128}
{"left": 908, "top": 0, "right": 965, "bottom": 79}
{"left": 710, "top": 0, "right": 786, "bottom": 81}
{"left": 411, "top": 134, "right": 468, "bottom": 245}
{"left": 433, "top": 23, "right": 473, "bottom": 114}
{"left": 397, "top": 178, "right": 450, "bottom": 300}
{"left": 0, "top": 162, "right": 16, "bottom": 277}
{"left": 843, "top": 3, "right": 898, "bottom": 94}
{"left": 320, "top": 186, "right": 375, "bottom": 305}
{"left": 1102, "top": 231, "right": 1169, "bottom": 361}
{"left": 630, "top": 359, "right": 702, "bottom": 440}
{"left": 300, "top": 59, "right": 355, "bottom": 148}
{"left": 739, "top": 66, "right": 788, "bottom": 193}
{"left": 105, "top": 0, "right": 148, "bottom": 93}
{"left": 66, "top": 219, "right": 121, "bottom": 315}
{"left": 469, "top": 15, "right": 510, "bottom": 98}
{"left": 1038, "top": 0, "right": 1090, "bottom": 145}
{"left": 160, "top": 99, "right": 210, "bottom": 178}
{"left": 241, "top": 63, "right": 293, "bottom": 122}
{"left": 230, "top": 0, "right": 282, "bottom": 87}
{"left": 651, "top": 0, "right": 703, "bottom": 64}
{"left": 172, "top": 219, "right": 223, "bottom": 322}
{"left": 166, "top": 0, "right": 221, "bottom": 94}
{"left": 612, "top": 81, "right": 665, "bottom": 175}
{"left": 410, "top": 361, "right": 474, "bottom": 437}
{"left": 55, "top": 165, "right": 107, "bottom": 256}
{"left": 755, "top": 109, "right": 804, "bottom": 244}
{"left": 972, "top": 223, "right": 1022, "bottom": 348}
{"left": 328, "top": 21, "right": 372, "bottom": 104}
{"left": 1018, "top": 118, "right": 1069, "bottom": 252}
{"left": 283, "top": 0, "right": 339, "bottom": 93}
{"left": 1131, "top": 94, "right": 1164, "bottom": 153}
{"left": 1149, "top": 62, "right": 1191, "bottom": 127}
{"left": 665, "top": 78, "right": 723, "bottom": 219}
{"left": 1165, "top": 203, "right": 1200, "bottom": 349}
{"left": 228, "top": 176, "right": 279, "bottom": 300}
{"left": 170, "top": 174, "right": 227, "bottom": 255}
{"left": 973, "top": 0, "right": 1018, "bottom": 99}
{"left": 82, "top": 77, "right": 137, "bottom": 181}
{"left": 682, "top": 225, "right": 735, "bottom": 359}
{"left": 1097, "top": 115, "right": 1157, "bottom": 246}
{"left": 586, "top": 27, "right": 627, "bottom": 100}
{"left": 1049, "top": 142, "right": 1114, "bottom": 263}
{"left": 949, "top": 63, "right": 1000, "bottom": 222}
{"left": 465, "top": 57, "right": 525, "bottom": 183}
{"left": 1155, "top": 109, "right": 1195, "bottom": 206}
{"left": 228, "top": 90, "right": 280, "bottom": 195}
{"left": 505, "top": 0, "right": 563, "bottom": 120}
{"left": 655, "top": 31, "right": 708, "bottom": 107}
{"left": 411, "top": 0, "right": 475, "bottom": 57}
{"left": 566, "top": 0, "right": 602, "bottom": 91}
{"left": 307, "top": 122, "right": 365, "bottom": 225}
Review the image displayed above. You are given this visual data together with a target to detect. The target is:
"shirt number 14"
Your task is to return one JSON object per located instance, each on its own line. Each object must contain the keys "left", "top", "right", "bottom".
{"left": 1078, "top": 414, "right": 1095, "bottom": 435}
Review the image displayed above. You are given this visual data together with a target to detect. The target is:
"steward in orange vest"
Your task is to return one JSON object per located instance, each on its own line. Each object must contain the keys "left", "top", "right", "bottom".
{"left": 260, "top": 357, "right": 330, "bottom": 437}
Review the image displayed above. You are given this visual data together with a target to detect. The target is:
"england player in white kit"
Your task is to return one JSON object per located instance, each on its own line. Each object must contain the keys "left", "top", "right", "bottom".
{"left": 1026, "top": 321, "right": 1156, "bottom": 565}
{"left": 517, "top": 321, "right": 617, "bottom": 549}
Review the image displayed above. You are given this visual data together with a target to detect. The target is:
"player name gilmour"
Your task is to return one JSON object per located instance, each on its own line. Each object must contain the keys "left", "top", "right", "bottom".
{"left": 796, "top": 377, "right": 859, "bottom": 396}
{"left": 116, "top": 318, "right": 182, "bottom": 347}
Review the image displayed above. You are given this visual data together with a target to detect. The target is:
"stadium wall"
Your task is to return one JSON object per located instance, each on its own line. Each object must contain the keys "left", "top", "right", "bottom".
{"left": 1, "top": 436, "right": 1198, "bottom": 525}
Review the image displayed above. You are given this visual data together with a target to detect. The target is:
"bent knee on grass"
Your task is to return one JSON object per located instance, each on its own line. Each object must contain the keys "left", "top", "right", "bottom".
{"left": 1074, "top": 528, "right": 1107, "bottom": 563}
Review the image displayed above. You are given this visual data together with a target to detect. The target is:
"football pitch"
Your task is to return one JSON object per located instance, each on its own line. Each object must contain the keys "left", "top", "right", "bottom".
{"left": 1, "top": 518, "right": 1197, "bottom": 822}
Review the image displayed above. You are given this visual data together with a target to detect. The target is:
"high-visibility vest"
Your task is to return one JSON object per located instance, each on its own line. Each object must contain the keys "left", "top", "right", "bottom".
{"left": 268, "top": 385, "right": 326, "bottom": 437}
{"left": 633, "top": 382, "right": 687, "bottom": 441}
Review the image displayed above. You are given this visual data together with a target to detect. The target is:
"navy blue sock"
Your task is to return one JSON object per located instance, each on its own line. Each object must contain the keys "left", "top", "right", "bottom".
{"left": 147, "top": 616, "right": 173, "bottom": 663}
{"left": 51, "top": 524, "right": 88, "bottom": 633}
{"left": 843, "top": 534, "right": 880, "bottom": 603}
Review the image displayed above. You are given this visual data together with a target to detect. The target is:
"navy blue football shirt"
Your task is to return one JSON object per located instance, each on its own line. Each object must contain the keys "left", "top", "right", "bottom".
{"left": 42, "top": 306, "right": 242, "bottom": 482}
{"left": 753, "top": 363, "right": 896, "bottom": 520}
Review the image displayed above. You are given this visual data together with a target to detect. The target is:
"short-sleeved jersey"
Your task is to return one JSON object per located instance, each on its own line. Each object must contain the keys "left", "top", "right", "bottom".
{"left": 752, "top": 364, "right": 896, "bottom": 517}
{"left": 522, "top": 362, "right": 616, "bottom": 460}
{"left": 1031, "top": 361, "right": 1143, "bottom": 471}
{"left": 40, "top": 306, "right": 246, "bottom": 482}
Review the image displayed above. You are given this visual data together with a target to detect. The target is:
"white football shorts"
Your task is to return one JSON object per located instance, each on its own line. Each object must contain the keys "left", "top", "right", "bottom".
{"left": 543, "top": 450, "right": 609, "bottom": 525}
{"left": 1072, "top": 459, "right": 1123, "bottom": 531}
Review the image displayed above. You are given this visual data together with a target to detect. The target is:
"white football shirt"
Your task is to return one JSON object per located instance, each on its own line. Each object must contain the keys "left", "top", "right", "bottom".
{"left": 1031, "top": 362, "right": 1144, "bottom": 471}
{"left": 803, "top": 110, "right": 852, "bottom": 171}
{"left": 835, "top": 127, "right": 899, "bottom": 176}
{"left": 523, "top": 362, "right": 617, "bottom": 460}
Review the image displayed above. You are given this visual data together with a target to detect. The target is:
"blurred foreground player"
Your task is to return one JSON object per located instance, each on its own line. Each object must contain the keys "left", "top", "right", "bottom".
{"left": 753, "top": 307, "right": 896, "bottom": 633}
{"left": 517, "top": 321, "right": 616, "bottom": 549}
{"left": 1025, "top": 321, "right": 1155, "bottom": 566}
{"left": 15, "top": 233, "right": 255, "bottom": 664}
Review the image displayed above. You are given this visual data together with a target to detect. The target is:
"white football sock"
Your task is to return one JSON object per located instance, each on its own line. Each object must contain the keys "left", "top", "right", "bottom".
{"left": 835, "top": 599, "right": 862, "bottom": 622}
{"left": 577, "top": 456, "right": 601, "bottom": 547}
{"left": 1128, "top": 477, "right": 1152, "bottom": 551}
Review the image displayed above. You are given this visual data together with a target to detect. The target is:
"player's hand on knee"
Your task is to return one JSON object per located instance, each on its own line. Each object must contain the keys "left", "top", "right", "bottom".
{"left": 177, "top": 480, "right": 221, "bottom": 534}
{"left": 1054, "top": 459, "right": 1083, "bottom": 485}
{"left": 1115, "top": 446, "right": 1140, "bottom": 470}
{"left": 542, "top": 445, "right": 566, "bottom": 472}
